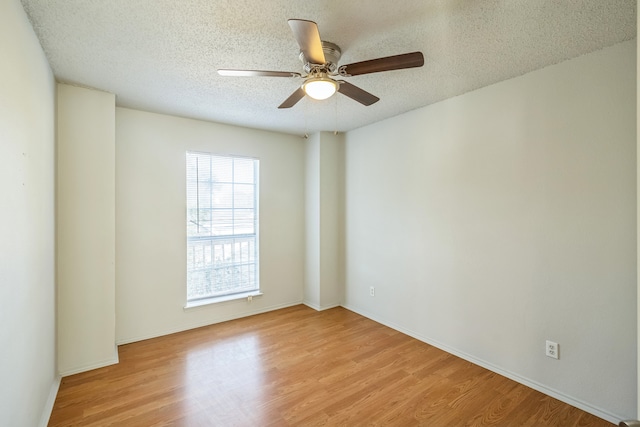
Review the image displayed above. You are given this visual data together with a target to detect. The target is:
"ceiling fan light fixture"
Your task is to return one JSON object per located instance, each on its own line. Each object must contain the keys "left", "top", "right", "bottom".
{"left": 302, "top": 77, "right": 337, "bottom": 100}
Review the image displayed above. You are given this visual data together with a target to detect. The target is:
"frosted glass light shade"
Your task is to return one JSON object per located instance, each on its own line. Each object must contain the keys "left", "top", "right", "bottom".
{"left": 302, "top": 77, "right": 337, "bottom": 100}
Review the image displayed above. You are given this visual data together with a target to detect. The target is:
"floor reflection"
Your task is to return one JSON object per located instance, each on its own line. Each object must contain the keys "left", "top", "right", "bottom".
{"left": 182, "top": 332, "right": 267, "bottom": 424}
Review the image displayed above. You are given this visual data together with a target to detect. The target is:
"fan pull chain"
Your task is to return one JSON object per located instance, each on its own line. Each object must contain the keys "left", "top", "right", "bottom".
{"left": 334, "top": 92, "right": 339, "bottom": 134}
{"left": 303, "top": 97, "right": 310, "bottom": 138}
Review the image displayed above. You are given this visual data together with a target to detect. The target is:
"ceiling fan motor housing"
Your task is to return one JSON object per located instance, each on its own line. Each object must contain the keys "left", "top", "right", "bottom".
{"left": 300, "top": 41, "right": 341, "bottom": 73}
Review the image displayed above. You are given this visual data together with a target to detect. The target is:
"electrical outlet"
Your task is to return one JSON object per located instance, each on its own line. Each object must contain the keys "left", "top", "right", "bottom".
{"left": 369, "top": 286, "right": 375, "bottom": 297}
{"left": 546, "top": 340, "right": 559, "bottom": 359}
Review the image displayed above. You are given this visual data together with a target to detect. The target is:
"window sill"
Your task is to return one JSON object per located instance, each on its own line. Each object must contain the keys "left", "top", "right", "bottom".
{"left": 184, "top": 291, "right": 263, "bottom": 310}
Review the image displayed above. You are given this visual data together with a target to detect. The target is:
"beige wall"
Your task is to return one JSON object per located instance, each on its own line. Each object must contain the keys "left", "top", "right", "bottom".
{"left": 304, "top": 132, "right": 344, "bottom": 310}
{"left": 57, "top": 84, "right": 117, "bottom": 375}
{"left": 305, "top": 133, "right": 321, "bottom": 308}
{"left": 318, "top": 132, "right": 344, "bottom": 308}
{"left": 115, "top": 108, "right": 305, "bottom": 344}
{"left": 343, "top": 40, "right": 636, "bottom": 422}
{"left": 0, "top": 0, "right": 57, "bottom": 425}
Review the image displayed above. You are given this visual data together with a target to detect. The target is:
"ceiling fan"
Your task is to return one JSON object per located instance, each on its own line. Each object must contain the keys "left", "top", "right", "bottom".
{"left": 217, "top": 19, "right": 424, "bottom": 109}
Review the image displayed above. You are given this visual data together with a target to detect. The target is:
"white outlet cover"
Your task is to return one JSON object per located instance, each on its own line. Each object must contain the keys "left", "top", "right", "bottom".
{"left": 546, "top": 340, "right": 559, "bottom": 359}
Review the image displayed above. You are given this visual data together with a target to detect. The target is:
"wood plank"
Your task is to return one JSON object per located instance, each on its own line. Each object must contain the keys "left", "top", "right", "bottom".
{"left": 48, "top": 305, "right": 613, "bottom": 426}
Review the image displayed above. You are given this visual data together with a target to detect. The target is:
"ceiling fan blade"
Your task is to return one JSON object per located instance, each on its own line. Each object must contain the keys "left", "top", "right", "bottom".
{"left": 339, "top": 51, "right": 424, "bottom": 76}
{"left": 278, "top": 87, "right": 306, "bottom": 109}
{"left": 337, "top": 81, "right": 379, "bottom": 106}
{"left": 218, "top": 69, "right": 301, "bottom": 78}
{"left": 288, "top": 19, "right": 326, "bottom": 65}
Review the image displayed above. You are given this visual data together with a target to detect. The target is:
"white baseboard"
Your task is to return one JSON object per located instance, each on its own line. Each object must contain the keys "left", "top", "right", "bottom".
{"left": 116, "top": 300, "right": 304, "bottom": 345}
{"left": 38, "top": 375, "right": 61, "bottom": 427}
{"left": 304, "top": 301, "right": 341, "bottom": 311}
{"left": 58, "top": 345, "right": 119, "bottom": 377}
{"left": 303, "top": 301, "right": 320, "bottom": 311}
{"left": 342, "top": 303, "right": 623, "bottom": 425}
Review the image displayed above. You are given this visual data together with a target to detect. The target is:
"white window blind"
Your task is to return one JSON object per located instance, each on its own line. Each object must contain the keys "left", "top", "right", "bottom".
{"left": 186, "top": 152, "right": 259, "bottom": 302}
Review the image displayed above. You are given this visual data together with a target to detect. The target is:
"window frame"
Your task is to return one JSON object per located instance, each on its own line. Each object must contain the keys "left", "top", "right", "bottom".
{"left": 185, "top": 151, "right": 260, "bottom": 307}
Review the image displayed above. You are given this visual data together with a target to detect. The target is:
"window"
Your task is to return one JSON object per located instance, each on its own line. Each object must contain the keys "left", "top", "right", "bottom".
{"left": 186, "top": 152, "right": 259, "bottom": 303}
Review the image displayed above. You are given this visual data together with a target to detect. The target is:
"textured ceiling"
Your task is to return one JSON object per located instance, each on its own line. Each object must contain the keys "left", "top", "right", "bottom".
{"left": 20, "top": 0, "right": 637, "bottom": 136}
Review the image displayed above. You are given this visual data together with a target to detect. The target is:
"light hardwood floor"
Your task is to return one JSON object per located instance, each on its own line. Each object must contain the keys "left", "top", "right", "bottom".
{"left": 49, "top": 305, "right": 613, "bottom": 426}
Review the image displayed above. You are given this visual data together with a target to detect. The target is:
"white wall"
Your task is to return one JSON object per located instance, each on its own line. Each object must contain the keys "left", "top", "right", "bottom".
{"left": 343, "top": 40, "right": 636, "bottom": 422}
{"left": 115, "top": 108, "right": 305, "bottom": 343}
{"left": 304, "top": 132, "right": 344, "bottom": 310}
{"left": 305, "top": 133, "right": 321, "bottom": 308}
{"left": 0, "top": 0, "right": 57, "bottom": 425}
{"left": 637, "top": 8, "right": 640, "bottom": 419}
{"left": 57, "top": 84, "right": 117, "bottom": 375}
{"left": 318, "top": 132, "right": 344, "bottom": 308}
